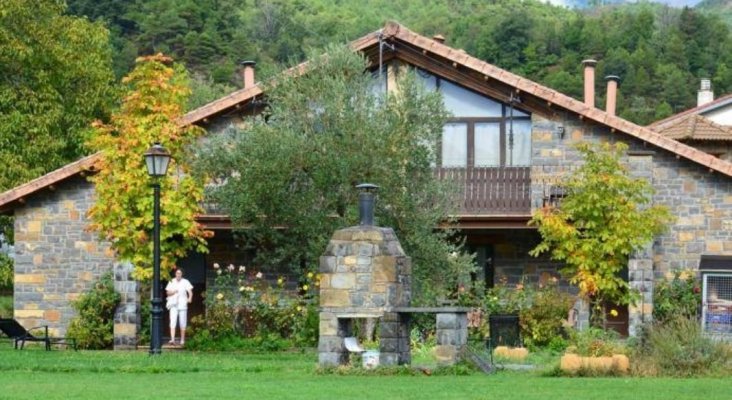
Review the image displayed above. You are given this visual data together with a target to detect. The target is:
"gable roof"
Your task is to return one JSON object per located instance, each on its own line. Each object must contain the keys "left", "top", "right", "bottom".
{"left": 2, "top": 21, "right": 732, "bottom": 212}
{"left": 655, "top": 114, "right": 732, "bottom": 141}
{"left": 648, "top": 93, "right": 732, "bottom": 131}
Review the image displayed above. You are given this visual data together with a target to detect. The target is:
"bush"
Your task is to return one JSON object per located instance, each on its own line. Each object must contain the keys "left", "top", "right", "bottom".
{"left": 189, "top": 264, "right": 319, "bottom": 349}
{"left": 566, "top": 327, "right": 626, "bottom": 357}
{"left": 66, "top": 273, "right": 121, "bottom": 349}
{"left": 632, "top": 317, "right": 732, "bottom": 377}
{"left": 519, "top": 283, "right": 575, "bottom": 349}
{"left": 0, "top": 295, "right": 12, "bottom": 318}
{"left": 653, "top": 270, "right": 701, "bottom": 323}
{"left": 483, "top": 280, "right": 575, "bottom": 349}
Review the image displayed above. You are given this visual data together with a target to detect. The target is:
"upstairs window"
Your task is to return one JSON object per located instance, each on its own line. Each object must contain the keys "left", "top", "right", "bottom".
{"left": 417, "top": 69, "right": 532, "bottom": 167}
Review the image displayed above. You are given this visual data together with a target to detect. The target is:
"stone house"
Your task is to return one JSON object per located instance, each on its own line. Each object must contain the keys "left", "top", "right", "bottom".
{"left": 2, "top": 22, "right": 732, "bottom": 347}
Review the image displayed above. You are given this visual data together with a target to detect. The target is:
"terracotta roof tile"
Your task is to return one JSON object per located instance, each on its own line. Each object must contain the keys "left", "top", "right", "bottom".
{"left": 649, "top": 93, "right": 732, "bottom": 130}
{"left": 655, "top": 114, "right": 732, "bottom": 141}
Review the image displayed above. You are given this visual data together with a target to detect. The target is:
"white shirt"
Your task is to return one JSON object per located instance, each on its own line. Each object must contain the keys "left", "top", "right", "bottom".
{"left": 165, "top": 278, "right": 193, "bottom": 310}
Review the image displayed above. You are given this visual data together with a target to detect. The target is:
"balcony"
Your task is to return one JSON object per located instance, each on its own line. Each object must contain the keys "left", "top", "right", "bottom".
{"left": 435, "top": 166, "right": 532, "bottom": 216}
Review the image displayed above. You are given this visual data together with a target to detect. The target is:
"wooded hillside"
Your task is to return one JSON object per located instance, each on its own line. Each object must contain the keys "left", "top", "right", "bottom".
{"left": 66, "top": 0, "right": 732, "bottom": 125}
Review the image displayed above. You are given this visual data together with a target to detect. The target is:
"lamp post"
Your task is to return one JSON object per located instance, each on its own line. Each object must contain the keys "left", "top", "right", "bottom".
{"left": 144, "top": 143, "right": 171, "bottom": 355}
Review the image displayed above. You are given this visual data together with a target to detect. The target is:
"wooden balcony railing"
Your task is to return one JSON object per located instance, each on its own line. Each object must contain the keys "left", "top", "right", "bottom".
{"left": 435, "top": 166, "right": 531, "bottom": 215}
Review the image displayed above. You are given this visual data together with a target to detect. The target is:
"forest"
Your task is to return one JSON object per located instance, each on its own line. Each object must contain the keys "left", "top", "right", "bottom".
{"left": 64, "top": 0, "right": 732, "bottom": 125}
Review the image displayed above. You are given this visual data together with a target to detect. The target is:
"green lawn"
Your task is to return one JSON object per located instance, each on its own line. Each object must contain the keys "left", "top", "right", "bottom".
{"left": 0, "top": 344, "right": 729, "bottom": 400}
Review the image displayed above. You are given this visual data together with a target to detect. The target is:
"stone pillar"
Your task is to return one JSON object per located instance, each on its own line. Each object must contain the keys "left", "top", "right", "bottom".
{"left": 318, "top": 313, "right": 350, "bottom": 366}
{"left": 434, "top": 311, "right": 468, "bottom": 365}
{"left": 113, "top": 262, "right": 140, "bottom": 349}
{"left": 379, "top": 311, "right": 411, "bottom": 366}
{"left": 628, "top": 257, "right": 653, "bottom": 337}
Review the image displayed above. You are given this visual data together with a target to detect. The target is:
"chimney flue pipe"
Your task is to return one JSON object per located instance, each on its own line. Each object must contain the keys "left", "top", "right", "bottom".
{"left": 356, "top": 183, "right": 379, "bottom": 226}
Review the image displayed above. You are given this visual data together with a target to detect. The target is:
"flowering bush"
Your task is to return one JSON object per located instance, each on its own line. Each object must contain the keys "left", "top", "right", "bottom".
{"left": 653, "top": 270, "right": 701, "bottom": 323}
{"left": 189, "top": 263, "right": 319, "bottom": 349}
{"left": 482, "top": 279, "right": 575, "bottom": 349}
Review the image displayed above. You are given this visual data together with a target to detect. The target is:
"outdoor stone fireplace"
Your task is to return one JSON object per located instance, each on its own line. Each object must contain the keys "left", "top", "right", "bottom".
{"left": 318, "top": 184, "right": 470, "bottom": 367}
{"left": 318, "top": 184, "right": 412, "bottom": 366}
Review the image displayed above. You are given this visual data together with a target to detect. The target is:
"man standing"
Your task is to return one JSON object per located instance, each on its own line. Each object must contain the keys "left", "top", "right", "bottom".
{"left": 166, "top": 268, "right": 193, "bottom": 345}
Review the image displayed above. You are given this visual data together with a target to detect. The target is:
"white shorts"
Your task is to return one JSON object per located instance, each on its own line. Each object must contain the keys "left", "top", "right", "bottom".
{"left": 169, "top": 308, "right": 188, "bottom": 329}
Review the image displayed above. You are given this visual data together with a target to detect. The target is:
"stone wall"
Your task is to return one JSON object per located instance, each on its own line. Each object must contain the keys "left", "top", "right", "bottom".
{"left": 529, "top": 112, "right": 732, "bottom": 332}
{"left": 13, "top": 177, "right": 116, "bottom": 337}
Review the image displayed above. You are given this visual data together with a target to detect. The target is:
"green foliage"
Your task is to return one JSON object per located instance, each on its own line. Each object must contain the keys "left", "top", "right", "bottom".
{"left": 652, "top": 270, "right": 701, "bottom": 323}
{"left": 530, "top": 142, "right": 672, "bottom": 310}
{"left": 195, "top": 46, "right": 473, "bottom": 303}
{"left": 66, "top": 273, "right": 121, "bottom": 349}
{"left": 67, "top": 1, "right": 732, "bottom": 124}
{"left": 632, "top": 317, "right": 732, "bottom": 377}
{"left": 0, "top": 253, "right": 12, "bottom": 290}
{"left": 0, "top": 0, "right": 116, "bottom": 192}
{"left": 188, "top": 265, "right": 319, "bottom": 349}
{"left": 0, "top": 295, "right": 12, "bottom": 318}
{"left": 566, "top": 327, "right": 626, "bottom": 357}
{"left": 519, "top": 284, "right": 576, "bottom": 349}
{"left": 86, "top": 54, "right": 210, "bottom": 280}
{"left": 483, "top": 281, "right": 575, "bottom": 349}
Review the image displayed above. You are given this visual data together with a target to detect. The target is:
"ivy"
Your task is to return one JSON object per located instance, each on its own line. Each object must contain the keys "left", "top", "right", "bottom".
{"left": 87, "top": 54, "right": 210, "bottom": 280}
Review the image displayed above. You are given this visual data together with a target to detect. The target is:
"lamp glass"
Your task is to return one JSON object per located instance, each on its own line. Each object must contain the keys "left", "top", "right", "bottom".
{"left": 144, "top": 144, "right": 171, "bottom": 177}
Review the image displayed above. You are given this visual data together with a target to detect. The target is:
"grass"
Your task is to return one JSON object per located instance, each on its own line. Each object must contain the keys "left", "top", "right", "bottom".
{"left": 0, "top": 345, "right": 730, "bottom": 400}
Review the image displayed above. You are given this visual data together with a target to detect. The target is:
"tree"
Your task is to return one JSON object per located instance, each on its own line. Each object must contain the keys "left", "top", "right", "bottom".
{"left": 87, "top": 54, "right": 210, "bottom": 280}
{"left": 530, "top": 142, "right": 672, "bottom": 323}
{"left": 194, "top": 45, "right": 474, "bottom": 303}
{"left": 0, "top": 0, "right": 117, "bottom": 192}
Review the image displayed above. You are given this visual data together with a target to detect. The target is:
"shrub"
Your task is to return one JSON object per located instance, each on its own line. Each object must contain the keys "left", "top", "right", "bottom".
{"left": 66, "top": 273, "right": 121, "bottom": 349}
{"left": 189, "top": 263, "right": 319, "bottom": 349}
{"left": 566, "top": 327, "right": 626, "bottom": 357}
{"left": 519, "top": 283, "right": 575, "bottom": 349}
{"left": 653, "top": 270, "right": 701, "bottom": 323}
{"left": 632, "top": 317, "right": 732, "bottom": 377}
{"left": 483, "top": 280, "right": 575, "bottom": 349}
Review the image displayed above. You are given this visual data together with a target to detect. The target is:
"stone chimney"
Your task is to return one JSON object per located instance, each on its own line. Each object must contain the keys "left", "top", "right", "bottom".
{"left": 239, "top": 60, "right": 256, "bottom": 89}
{"left": 605, "top": 75, "right": 620, "bottom": 116}
{"left": 698, "top": 78, "right": 714, "bottom": 107}
{"left": 432, "top": 34, "right": 445, "bottom": 44}
{"left": 582, "top": 59, "right": 597, "bottom": 108}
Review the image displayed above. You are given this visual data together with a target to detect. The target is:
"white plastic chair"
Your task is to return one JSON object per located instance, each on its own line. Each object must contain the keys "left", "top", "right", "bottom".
{"left": 344, "top": 337, "right": 365, "bottom": 354}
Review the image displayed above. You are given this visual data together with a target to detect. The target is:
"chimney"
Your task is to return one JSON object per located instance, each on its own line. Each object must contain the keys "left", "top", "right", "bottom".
{"left": 432, "top": 34, "right": 445, "bottom": 44}
{"left": 698, "top": 78, "right": 714, "bottom": 107}
{"left": 239, "top": 60, "right": 256, "bottom": 89}
{"left": 356, "top": 183, "right": 379, "bottom": 226}
{"left": 582, "top": 59, "right": 597, "bottom": 108}
{"left": 605, "top": 75, "right": 620, "bottom": 116}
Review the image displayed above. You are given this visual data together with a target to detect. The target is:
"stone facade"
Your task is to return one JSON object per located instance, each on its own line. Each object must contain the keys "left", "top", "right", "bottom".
{"left": 13, "top": 176, "right": 138, "bottom": 348}
{"left": 13, "top": 177, "right": 115, "bottom": 337}
{"left": 530, "top": 111, "right": 732, "bottom": 332}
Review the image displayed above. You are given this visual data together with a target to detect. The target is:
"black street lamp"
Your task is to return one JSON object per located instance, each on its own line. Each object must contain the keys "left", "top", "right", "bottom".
{"left": 144, "top": 143, "right": 171, "bottom": 355}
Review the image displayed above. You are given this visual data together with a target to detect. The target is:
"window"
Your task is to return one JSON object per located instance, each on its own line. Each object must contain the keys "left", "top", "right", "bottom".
{"left": 417, "top": 69, "right": 532, "bottom": 168}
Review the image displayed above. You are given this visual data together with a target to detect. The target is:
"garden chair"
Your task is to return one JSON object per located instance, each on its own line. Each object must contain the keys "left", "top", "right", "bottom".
{"left": 0, "top": 318, "right": 76, "bottom": 350}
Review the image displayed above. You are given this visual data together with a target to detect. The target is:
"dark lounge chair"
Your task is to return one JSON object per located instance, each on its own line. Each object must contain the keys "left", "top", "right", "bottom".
{"left": 0, "top": 318, "right": 76, "bottom": 350}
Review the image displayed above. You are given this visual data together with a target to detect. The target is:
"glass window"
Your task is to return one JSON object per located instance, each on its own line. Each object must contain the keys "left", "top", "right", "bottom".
{"left": 440, "top": 80, "right": 502, "bottom": 117}
{"left": 474, "top": 123, "right": 501, "bottom": 167}
{"left": 442, "top": 123, "right": 467, "bottom": 167}
{"left": 506, "top": 119, "right": 532, "bottom": 166}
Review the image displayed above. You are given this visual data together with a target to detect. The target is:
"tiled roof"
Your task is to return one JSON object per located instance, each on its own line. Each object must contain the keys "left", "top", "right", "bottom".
{"left": 655, "top": 114, "right": 732, "bottom": 141}
{"left": 3, "top": 21, "right": 732, "bottom": 212}
{"left": 648, "top": 93, "right": 732, "bottom": 131}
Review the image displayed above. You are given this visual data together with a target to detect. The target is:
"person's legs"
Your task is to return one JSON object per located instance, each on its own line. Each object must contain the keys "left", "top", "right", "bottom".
{"left": 179, "top": 310, "right": 188, "bottom": 345}
{"left": 169, "top": 307, "right": 177, "bottom": 344}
